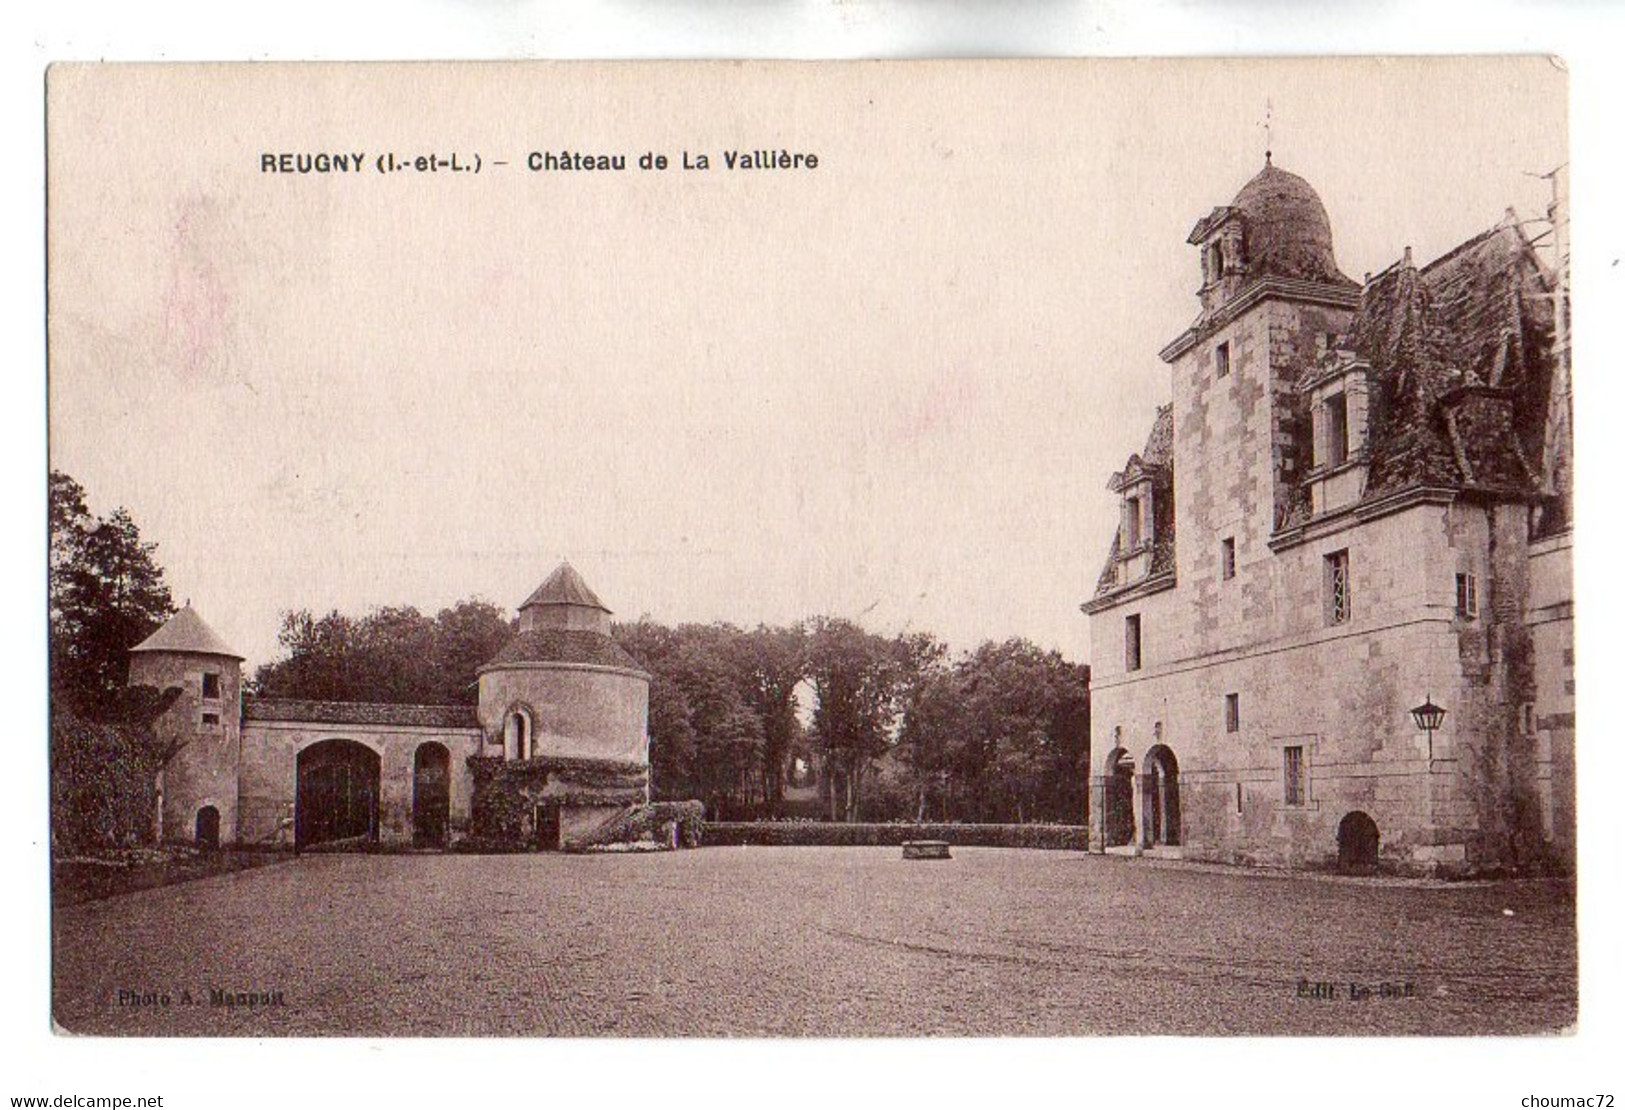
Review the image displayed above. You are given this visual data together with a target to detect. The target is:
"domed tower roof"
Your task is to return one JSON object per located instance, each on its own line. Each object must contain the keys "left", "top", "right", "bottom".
{"left": 130, "top": 604, "right": 243, "bottom": 659}
{"left": 1227, "top": 158, "right": 1355, "bottom": 287}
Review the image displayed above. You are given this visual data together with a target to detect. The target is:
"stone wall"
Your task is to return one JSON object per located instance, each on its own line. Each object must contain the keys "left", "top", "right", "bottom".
{"left": 477, "top": 664, "right": 650, "bottom": 765}
{"left": 237, "top": 719, "right": 482, "bottom": 847}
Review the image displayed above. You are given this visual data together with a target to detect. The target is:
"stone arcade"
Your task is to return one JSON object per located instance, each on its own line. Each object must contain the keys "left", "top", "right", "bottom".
{"left": 1083, "top": 157, "right": 1574, "bottom": 875}
{"left": 131, "top": 562, "right": 651, "bottom": 851}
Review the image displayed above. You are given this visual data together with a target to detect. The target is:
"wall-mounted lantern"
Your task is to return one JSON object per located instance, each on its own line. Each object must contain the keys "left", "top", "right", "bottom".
{"left": 1410, "top": 695, "right": 1447, "bottom": 761}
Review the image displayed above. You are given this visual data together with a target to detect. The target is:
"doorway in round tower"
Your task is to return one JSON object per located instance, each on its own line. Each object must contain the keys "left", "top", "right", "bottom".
{"left": 1104, "top": 749, "right": 1136, "bottom": 848}
{"left": 296, "top": 739, "right": 380, "bottom": 851}
{"left": 195, "top": 805, "right": 220, "bottom": 849}
{"left": 1144, "top": 745, "right": 1181, "bottom": 847}
{"left": 413, "top": 742, "right": 450, "bottom": 847}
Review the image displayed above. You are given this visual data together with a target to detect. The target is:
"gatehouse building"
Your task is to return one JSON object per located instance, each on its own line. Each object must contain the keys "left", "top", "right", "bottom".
{"left": 131, "top": 562, "right": 651, "bottom": 852}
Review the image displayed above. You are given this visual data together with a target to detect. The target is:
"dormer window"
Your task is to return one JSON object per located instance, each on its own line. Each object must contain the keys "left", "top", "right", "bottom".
{"left": 1321, "top": 392, "right": 1349, "bottom": 467}
{"left": 1300, "top": 356, "right": 1370, "bottom": 517}
{"left": 1124, "top": 496, "right": 1143, "bottom": 549}
{"left": 1206, "top": 242, "right": 1225, "bottom": 282}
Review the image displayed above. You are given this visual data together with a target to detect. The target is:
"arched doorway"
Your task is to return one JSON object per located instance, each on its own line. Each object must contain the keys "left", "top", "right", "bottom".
{"left": 413, "top": 742, "right": 451, "bottom": 847}
{"left": 1104, "top": 748, "right": 1136, "bottom": 848}
{"left": 1143, "top": 745, "right": 1181, "bottom": 847}
{"left": 195, "top": 805, "right": 220, "bottom": 849}
{"left": 1338, "top": 811, "right": 1381, "bottom": 871}
{"left": 296, "top": 739, "right": 380, "bottom": 851}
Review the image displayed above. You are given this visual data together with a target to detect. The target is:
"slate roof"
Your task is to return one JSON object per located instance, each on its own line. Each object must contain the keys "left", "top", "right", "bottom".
{"left": 1321, "top": 220, "right": 1553, "bottom": 513}
{"left": 1187, "top": 160, "right": 1359, "bottom": 291}
{"left": 130, "top": 605, "right": 243, "bottom": 659}
{"left": 1093, "top": 405, "right": 1176, "bottom": 597}
{"left": 481, "top": 629, "right": 647, "bottom": 672}
{"left": 1225, "top": 161, "right": 1359, "bottom": 289}
{"left": 521, "top": 562, "right": 611, "bottom": 613}
{"left": 243, "top": 697, "right": 478, "bottom": 729}
{"left": 1092, "top": 204, "right": 1563, "bottom": 602}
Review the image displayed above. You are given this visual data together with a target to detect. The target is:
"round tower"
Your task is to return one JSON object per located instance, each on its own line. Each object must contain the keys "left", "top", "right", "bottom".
{"left": 128, "top": 604, "right": 244, "bottom": 847}
{"left": 475, "top": 563, "right": 651, "bottom": 848}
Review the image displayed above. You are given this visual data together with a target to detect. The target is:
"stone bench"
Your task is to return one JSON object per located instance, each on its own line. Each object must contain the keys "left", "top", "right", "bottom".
{"left": 902, "top": 840, "right": 951, "bottom": 860}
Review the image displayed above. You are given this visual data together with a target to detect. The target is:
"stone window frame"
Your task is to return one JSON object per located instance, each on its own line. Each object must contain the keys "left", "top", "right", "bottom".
{"left": 1224, "top": 692, "right": 1241, "bottom": 734}
{"left": 1124, "top": 495, "right": 1143, "bottom": 550}
{"left": 201, "top": 670, "right": 221, "bottom": 700}
{"left": 201, "top": 711, "right": 221, "bottom": 728}
{"left": 1275, "top": 735, "right": 1320, "bottom": 812}
{"left": 1215, "top": 340, "right": 1231, "bottom": 379}
{"left": 1220, "top": 536, "right": 1237, "bottom": 581}
{"left": 504, "top": 704, "right": 536, "bottom": 762}
{"left": 1324, "top": 549, "right": 1351, "bottom": 627}
{"left": 1455, "top": 571, "right": 1479, "bottom": 620}
{"left": 1320, "top": 391, "right": 1350, "bottom": 468}
{"left": 1124, "top": 613, "right": 1142, "bottom": 672}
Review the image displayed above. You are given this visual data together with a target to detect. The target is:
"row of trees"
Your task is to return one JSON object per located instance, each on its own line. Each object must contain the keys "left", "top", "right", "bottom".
{"left": 251, "top": 601, "right": 513, "bottom": 706}
{"left": 618, "top": 618, "right": 1090, "bottom": 825}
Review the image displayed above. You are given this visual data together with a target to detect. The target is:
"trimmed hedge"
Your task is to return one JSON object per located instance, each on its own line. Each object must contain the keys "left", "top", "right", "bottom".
{"left": 702, "top": 822, "right": 1088, "bottom": 851}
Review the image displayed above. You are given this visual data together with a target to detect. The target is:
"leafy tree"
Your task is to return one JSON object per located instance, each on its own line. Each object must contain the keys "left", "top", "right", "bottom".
{"left": 732, "top": 624, "right": 807, "bottom": 816}
{"left": 253, "top": 600, "right": 514, "bottom": 705}
{"left": 49, "top": 471, "right": 175, "bottom": 716}
{"left": 896, "top": 638, "right": 1090, "bottom": 824}
{"left": 803, "top": 617, "right": 914, "bottom": 822}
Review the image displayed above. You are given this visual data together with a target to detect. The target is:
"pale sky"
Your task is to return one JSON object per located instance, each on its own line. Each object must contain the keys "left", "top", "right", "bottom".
{"left": 47, "top": 58, "right": 1567, "bottom": 671}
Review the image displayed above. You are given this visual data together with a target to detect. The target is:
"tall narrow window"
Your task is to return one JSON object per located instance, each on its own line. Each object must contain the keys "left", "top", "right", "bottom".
{"left": 1220, "top": 536, "right": 1236, "bottom": 581}
{"left": 1224, "top": 693, "right": 1240, "bottom": 733}
{"left": 1283, "top": 745, "right": 1305, "bottom": 806}
{"left": 1325, "top": 550, "right": 1351, "bottom": 626}
{"left": 202, "top": 672, "right": 221, "bottom": 699}
{"left": 1456, "top": 572, "right": 1478, "bottom": 619}
{"left": 506, "top": 709, "right": 533, "bottom": 761}
{"left": 1124, "top": 496, "right": 1142, "bottom": 549}
{"left": 1215, "top": 341, "right": 1231, "bottom": 379}
{"left": 1323, "top": 392, "right": 1350, "bottom": 467}
{"left": 1125, "top": 614, "right": 1142, "bottom": 672}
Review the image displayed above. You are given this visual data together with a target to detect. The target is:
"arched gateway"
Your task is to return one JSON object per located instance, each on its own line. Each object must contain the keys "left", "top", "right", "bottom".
{"left": 296, "top": 739, "right": 380, "bottom": 851}
{"left": 413, "top": 742, "right": 451, "bottom": 847}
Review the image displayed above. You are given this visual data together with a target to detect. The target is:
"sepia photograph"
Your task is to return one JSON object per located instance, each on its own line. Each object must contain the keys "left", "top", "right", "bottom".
{"left": 43, "top": 58, "right": 1577, "bottom": 1042}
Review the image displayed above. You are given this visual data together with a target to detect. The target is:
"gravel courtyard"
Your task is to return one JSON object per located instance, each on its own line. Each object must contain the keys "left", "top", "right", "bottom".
{"left": 52, "top": 847, "right": 1577, "bottom": 1037}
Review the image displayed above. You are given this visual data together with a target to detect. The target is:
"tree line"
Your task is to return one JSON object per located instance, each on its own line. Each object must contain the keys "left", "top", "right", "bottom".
{"left": 49, "top": 468, "right": 1093, "bottom": 838}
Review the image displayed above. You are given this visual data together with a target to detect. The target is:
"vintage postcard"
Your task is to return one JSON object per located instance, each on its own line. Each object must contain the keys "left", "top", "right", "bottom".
{"left": 46, "top": 58, "right": 1574, "bottom": 1042}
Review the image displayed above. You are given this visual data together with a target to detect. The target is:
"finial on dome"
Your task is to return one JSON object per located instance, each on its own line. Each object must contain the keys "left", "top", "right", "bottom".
{"left": 1263, "top": 97, "right": 1274, "bottom": 167}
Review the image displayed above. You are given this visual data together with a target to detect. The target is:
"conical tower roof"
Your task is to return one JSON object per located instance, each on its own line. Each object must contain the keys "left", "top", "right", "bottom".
{"left": 130, "top": 604, "right": 243, "bottom": 659}
{"left": 520, "top": 561, "right": 611, "bottom": 614}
